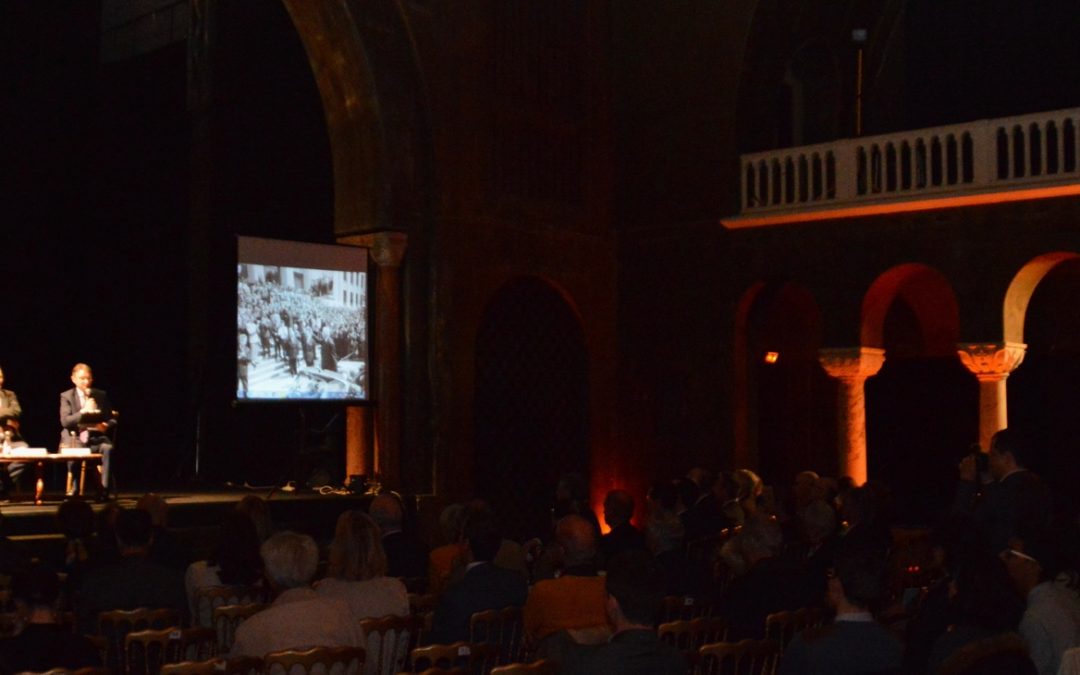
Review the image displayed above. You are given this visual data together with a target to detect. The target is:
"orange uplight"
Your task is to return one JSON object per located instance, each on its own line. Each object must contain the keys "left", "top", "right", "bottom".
{"left": 764, "top": 351, "right": 780, "bottom": 364}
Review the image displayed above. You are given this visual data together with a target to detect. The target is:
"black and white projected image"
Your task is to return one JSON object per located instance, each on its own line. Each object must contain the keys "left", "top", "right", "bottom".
{"left": 237, "top": 263, "right": 368, "bottom": 400}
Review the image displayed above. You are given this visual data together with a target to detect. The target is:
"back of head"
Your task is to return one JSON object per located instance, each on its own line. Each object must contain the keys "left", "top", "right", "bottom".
{"left": 369, "top": 493, "right": 404, "bottom": 532}
{"left": 556, "top": 473, "right": 590, "bottom": 503}
{"left": 236, "top": 495, "right": 274, "bottom": 542}
{"left": 733, "top": 469, "right": 763, "bottom": 502}
{"left": 799, "top": 499, "right": 837, "bottom": 543}
{"left": 136, "top": 493, "right": 169, "bottom": 528}
{"left": 835, "top": 544, "right": 887, "bottom": 609}
{"left": 605, "top": 549, "right": 664, "bottom": 627}
{"left": 329, "top": 510, "right": 387, "bottom": 581}
{"left": 463, "top": 509, "right": 502, "bottom": 563}
{"left": 13, "top": 563, "right": 60, "bottom": 608}
{"left": 438, "top": 503, "right": 467, "bottom": 544}
{"left": 673, "top": 478, "right": 698, "bottom": 511}
{"left": 556, "top": 514, "right": 597, "bottom": 567}
{"left": 114, "top": 508, "right": 154, "bottom": 550}
{"left": 648, "top": 481, "right": 678, "bottom": 512}
{"left": 261, "top": 531, "right": 319, "bottom": 590}
{"left": 990, "top": 428, "right": 1031, "bottom": 469}
{"left": 645, "top": 509, "right": 685, "bottom": 553}
{"left": 952, "top": 551, "right": 1025, "bottom": 631}
{"left": 604, "top": 490, "right": 634, "bottom": 526}
{"left": 57, "top": 498, "right": 95, "bottom": 540}
{"left": 739, "top": 514, "right": 783, "bottom": 560}
{"left": 213, "top": 512, "right": 263, "bottom": 585}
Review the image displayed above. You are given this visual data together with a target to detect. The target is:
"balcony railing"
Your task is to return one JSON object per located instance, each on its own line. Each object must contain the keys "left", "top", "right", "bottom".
{"left": 725, "top": 108, "right": 1080, "bottom": 228}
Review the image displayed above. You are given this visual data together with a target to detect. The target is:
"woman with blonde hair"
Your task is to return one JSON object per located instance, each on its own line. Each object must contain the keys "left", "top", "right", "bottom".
{"left": 316, "top": 510, "right": 408, "bottom": 619}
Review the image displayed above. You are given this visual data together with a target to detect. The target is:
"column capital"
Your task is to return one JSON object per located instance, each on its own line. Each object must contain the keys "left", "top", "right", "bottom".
{"left": 338, "top": 231, "right": 408, "bottom": 268}
{"left": 818, "top": 347, "right": 886, "bottom": 381}
{"left": 957, "top": 342, "right": 1027, "bottom": 382}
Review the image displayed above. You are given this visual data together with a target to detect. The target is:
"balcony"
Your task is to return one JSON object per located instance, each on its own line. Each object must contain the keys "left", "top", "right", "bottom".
{"left": 722, "top": 108, "right": 1080, "bottom": 228}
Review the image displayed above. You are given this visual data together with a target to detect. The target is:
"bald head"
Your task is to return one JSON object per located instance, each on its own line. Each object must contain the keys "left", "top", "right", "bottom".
{"left": 556, "top": 515, "right": 597, "bottom": 567}
{"left": 369, "top": 494, "right": 403, "bottom": 532}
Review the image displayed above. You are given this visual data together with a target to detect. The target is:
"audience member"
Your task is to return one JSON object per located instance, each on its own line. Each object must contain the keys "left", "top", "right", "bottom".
{"left": 0, "top": 564, "right": 101, "bottom": 673}
{"left": 137, "top": 493, "right": 193, "bottom": 572}
{"left": 77, "top": 508, "right": 187, "bottom": 633}
{"left": 447, "top": 500, "right": 528, "bottom": 585}
{"left": 315, "top": 510, "right": 409, "bottom": 620}
{"left": 369, "top": 492, "right": 427, "bottom": 579}
{"left": 54, "top": 498, "right": 97, "bottom": 602}
{"left": 645, "top": 508, "right": 710, "bottom": 598}
{"left": 428, "top": 502, "right": 467, "bottom": 596}
{"left": 953, "top": 428, "right": 1052, "bottom": 553}
{"left": 430, "top": 508, "right": 527, "bottom": 643}
{"left": 1002, "top": 532, "right": 1080, "bottom": 675}
{"left": 231, "top": 531, "right": 363, "bottom": 658}
{"left": 555, "top": 473, "right": 602, "bottom": 538}
{"left": 568, "top": 550, "right": 686, "bottom": 674}
{"left": 236, "top": 495, "right": 274, "bottom": 543}
{"left": 524, "top": 515, "right": 608, "bottom": 645}
{"left": 779, "top": 545, "right": 902, "bottom": 675}
{"left": 184, "top": 511, "right": 264, "bottom": 619}
{"left": 599, "top": 489, "right": 647, "bottom": 566}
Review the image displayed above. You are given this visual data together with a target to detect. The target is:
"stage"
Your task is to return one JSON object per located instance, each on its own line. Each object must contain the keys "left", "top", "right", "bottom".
{"left": 0, "top": 485, "right": 376, "bottom": 562}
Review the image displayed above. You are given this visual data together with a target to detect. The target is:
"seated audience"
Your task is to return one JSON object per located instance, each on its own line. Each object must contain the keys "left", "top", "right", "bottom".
{"left": 369, "top": 493, "right": 428, "bottom": 579}
{"left": 446, "top": 500, "right": 528, "bottom": 584}
{"left": 137, "top": 493, "right": 193, "bottom": 572}
{"left": 779, "top": 545, "right": 902, "bottom": 675}
{"left": 555, "top": 472, "right": 602, "bottom": 538}
{"left": 567, "top": 550, "right": 686, "bottom": 674}
{"left": 524, "top": 514, "right": 608, "bottom": 645}
{"left": 54, "top": 498, "right": 97, "bottom": 602}
{"left": 430, "top": 508, "right": 528, "bottom": 643}
{"left": 928, "top": 548, "right": 1029, "bottom": 672}
{"left": 793, "top": 499, "right": 840, "bottom": 607}
{"left": 599, "top": 489, "right": 647, "bottom": 566}
{"left": 231, "top": 531, "right": 363, "bottom": 657}
{"left": 315, "top": 510, "right": 409, "bottom": 620}
{"left": 77, "top": 508, "right": 187, "bottom": 633}
{"left": 1002, "top": 532, "right": 1080, "bottom": 675}
{"left": 0, "top": 564, "right": 101, "bottom": 673}
{"left": 236, "top": 494, "right": 274, "bottom": 543}
{"left": 428, "top": 502, "right": 467, "bottom": 596}
{"left": 715, "top": 514, "right": 805, "bottom": 639}
{"left": 646, "top": 508, "right": 710, "bottom": 598}
{"left": 185, "top": 511, "right": 264, "bottom": 618}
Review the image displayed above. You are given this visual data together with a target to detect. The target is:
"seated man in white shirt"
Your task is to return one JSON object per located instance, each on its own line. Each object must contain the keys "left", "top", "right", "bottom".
{"left": 230, "top": 531, "right": 363, "bottom": 658}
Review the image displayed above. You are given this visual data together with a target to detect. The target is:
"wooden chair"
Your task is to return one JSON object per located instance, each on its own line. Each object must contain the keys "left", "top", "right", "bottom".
{"left": 211, "top": 603, "right": 266, "bottom": 653}
{"left": 660, "top": 595, "right": 712, "bottom": 622}
{"left": 408, "top": 642, "right": 499, "bottom": 674}
{"left": 697, "top": 639, "right": 781, "bottom": 675}
{"left": 360, "top": 615, "right": 424, "bottom": 675}
{"left": 400, "top": 669, "right": 470, "bottom": 675}
{"left": 489, "top": 660, "right": 558, "bottom": 675}
{"left": 764, "top": 607, "right": 829, "bottom": 654}
{"left": 125, "top": 626, "right": 218, "bottom": 675}
{"left": 159, "top": 656, "right": 264, "bottom": 675}
{"left": 658, "top": 617, "right": 728, "bottom": 667}
{"left": 263, "top": 646, "right": 366, "bottom": 675}
{"left": 19, "top": 669, "right": 111, "bottom": 675}
{"left": 469, "top": 607, "right": 524, "bottom": 664}
{"left": 97, "top": 608, "right": 183, "bottom": 675}
{"left": 192, "top": 585, "right": 266, "bottom": 628}
{"left": 407, "top": 594, "right": 438, "bottom": 646}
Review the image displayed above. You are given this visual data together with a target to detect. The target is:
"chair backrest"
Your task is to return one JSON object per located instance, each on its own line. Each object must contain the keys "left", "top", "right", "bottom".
{"left": 159, "top": 657, "right": 223, "bottom": 675}
{"left": 125, "top": 626, "right": 218, "bottom": 675}
{"left": 360, "top": 615, "right": 423, "bottom": 675}
{"left": 407, "top": 594, "right": 438, "bottom": 647}
{"left": 193, "top": 585, "right": 266, "bottom": 628}
{"left": 211, "top": 603, "right": 266, "bottom": 653}
{"left": 764, "top": 607, "right": 829, "bottom": 653}
{"left": 406, "top": 669, "right": 470, "bottom": 675}
{"left": 469, "top": 606, "right": 524, "bottom": 664}
{"left": 658, "top": 617, "right": 729, "bottom": 657}
{"left": 98, "top": 608, "right": 184, "bottom": 674}
{"left": 489, "top": 660, "right": 558, "bottom": 675}
{"left": 262, "top": 646, "right": 366, "bottom": 675}
{"left": 409, "top": 642, "right": 499, "bottom": 673}
{"left": 20, "top": 669, "right": 112, "bottom": 675}
{"left": 698, "top": 639, "right": 781, "bottom": 675}
{"left": 660, "top": 595, "right": 712, "bottom": 622}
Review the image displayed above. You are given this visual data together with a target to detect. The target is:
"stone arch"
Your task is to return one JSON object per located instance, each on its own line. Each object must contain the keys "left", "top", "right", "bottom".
{"left": 734, "top": 280, "right": 833, "bottom": 481}
{"left": 1004, "top": 251, "right": 1080, "bottom": 344}
{"left": 861, "top": 263, "right": 961, "bottom": 357}
{"left": 473, "top": 276, "right": 590, "bottom": 541}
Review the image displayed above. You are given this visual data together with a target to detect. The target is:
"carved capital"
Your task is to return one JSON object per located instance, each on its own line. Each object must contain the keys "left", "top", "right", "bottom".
{"left": 338, "top": 231, "right": 408, "bottom": 268}
{"left": 818, "top": 347, "right": 886, "bottom": 381}
{"left": 957, "top": 342, "right": 1027, "bottom": 382}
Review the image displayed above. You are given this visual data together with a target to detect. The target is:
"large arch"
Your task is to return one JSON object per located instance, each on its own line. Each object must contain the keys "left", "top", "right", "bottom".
{"left": 1004, "top": 251, "right": 1080, "bottom": 344}
{"left": 862, "top": 263, "right": 976, "bottom": 524}
{"left": 473, "top": 277, "right": 590, "bottom": 541}
{"left": 734, "top": 280, "right": 834, "bottom": 482}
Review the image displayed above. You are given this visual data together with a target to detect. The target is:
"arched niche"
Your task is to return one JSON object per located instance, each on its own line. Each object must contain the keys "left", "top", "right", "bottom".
{"left": 473, "top": 277, "right": 590, "bottom": 542}
{"left": 1003, "top": 251, "right": 1080, "bottom": 344}
{"left": 734, "top": 280, "right": 834, "bottom": 482}
{"left": 861, "top": 263, "right": 976, "bottom": 525}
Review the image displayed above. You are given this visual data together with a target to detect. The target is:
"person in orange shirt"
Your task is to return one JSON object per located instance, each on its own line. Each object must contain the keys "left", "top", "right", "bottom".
{"left": 523, "top": 514, "right": 608, "bottom": 646}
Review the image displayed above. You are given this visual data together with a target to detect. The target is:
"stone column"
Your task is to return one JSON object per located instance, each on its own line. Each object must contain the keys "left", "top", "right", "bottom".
{"left": 338, "top": 232, "right": 407, "bottom": 488}
{"left": 818, "top": 347, "right": 886, "bottom": 485}
{"left": 956, "top": 342, "right": 1027, "bottom": 449}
